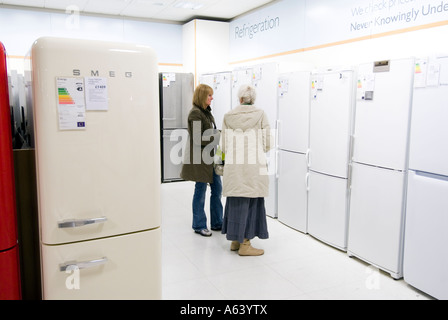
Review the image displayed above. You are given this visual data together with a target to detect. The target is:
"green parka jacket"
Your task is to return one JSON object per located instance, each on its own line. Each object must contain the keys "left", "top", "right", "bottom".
{"left": 180, "top": 104, "right": 219, "bottom": 184}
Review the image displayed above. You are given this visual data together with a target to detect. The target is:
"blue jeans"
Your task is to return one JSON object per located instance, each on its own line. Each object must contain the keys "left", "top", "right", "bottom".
{"left": 192, "top": 170, "right": 223, "bottom": 231}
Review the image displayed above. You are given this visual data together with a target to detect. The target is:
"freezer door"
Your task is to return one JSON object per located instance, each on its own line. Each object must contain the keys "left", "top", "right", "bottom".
{"left": 409, "top": 57, "right": 448, "bottom": 176}
{"left": 307, "top": 171, "right": 349, "bottom": 250}
{"left": 41, "top": 228, "right": 161, "bottom": 300}
{"left": 277, "top": 151, "right": 308, "bottom": 233}
{"left": 352, "top": 58, "right": 414, "bottom": 170}
{"left": 162, "top": 129, "right": 188, "bottom": 182}
{"left": 32, "top": 38, "right": 161, "bottom": 245}
{"left": 404, "top": 171, "right": 448, "bottom": 300}
{"left": 348, "top": 163, "right": 406, "bottom": 278}
{"left": 278, "top": 72, "right": 311, "bottom": 153}
{"left": 309, "top": 70, "right": 354, "bottom": 178}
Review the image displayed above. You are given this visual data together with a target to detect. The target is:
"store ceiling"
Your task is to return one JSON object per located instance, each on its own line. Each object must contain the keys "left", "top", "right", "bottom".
{"left": 0, "top": 0, "right": 276, "bottom": 22}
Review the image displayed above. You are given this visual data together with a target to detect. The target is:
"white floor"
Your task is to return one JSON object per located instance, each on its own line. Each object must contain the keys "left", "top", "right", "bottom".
{"left": 161, "top": 181, "right": 433, "bottom": 300}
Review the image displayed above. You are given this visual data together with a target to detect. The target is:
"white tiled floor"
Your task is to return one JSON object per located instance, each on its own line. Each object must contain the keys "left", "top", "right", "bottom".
{"left": 161, "top": 181, "right": 433, "bottom": 300}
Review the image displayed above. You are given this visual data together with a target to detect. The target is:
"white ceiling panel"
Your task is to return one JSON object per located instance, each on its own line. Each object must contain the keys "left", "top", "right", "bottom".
{"left": 43, "top": 0, "right": 90, "bottom": 11}
{"left": 2, "top": 0, "right": 44, "bottom": 7}
{"left": 83, "top": 0, "right": 132, "bottom": 15}
{"left": 0, "top": 0, "right": 275, "bottom": 22}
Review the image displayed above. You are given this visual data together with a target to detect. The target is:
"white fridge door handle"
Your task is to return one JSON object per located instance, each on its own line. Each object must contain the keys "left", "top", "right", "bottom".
{"left": 59, "top": 257, "right": 108, "bottom": 272}
{"left": 306, "top": 149, "right": 311, "bottom": 168}
{"left": 58, "top": 217, "right": 107, "bottom": 229}
{"left": 306, "top": 172, "right": 310, "bottom": 191}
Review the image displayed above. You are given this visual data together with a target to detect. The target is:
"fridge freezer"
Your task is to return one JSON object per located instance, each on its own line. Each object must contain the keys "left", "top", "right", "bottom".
{"left": 307, "top": 69, "right": 355, "bottom": 250}
{"left": 277, "top": 71, "right": 311, "bottom": 232}
{"left": 31, "top": 37, "right": 161, "bottom": 299}
{"left": 0, "top": 41, "right": 21, "bottom": 300}
{"left": 404, "top": 55, "right": 448, "bottom": 299}
{"left": 348, "top": 58, "right": 415, "bottom": 279}
{"left": 160, "top": 73, "right": 193, "bottom": 183}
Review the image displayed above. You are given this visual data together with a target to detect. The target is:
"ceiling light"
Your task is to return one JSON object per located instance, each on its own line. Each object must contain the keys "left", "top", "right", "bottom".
{"left": 173, "top": 1, "right": 204, "bottom": 10}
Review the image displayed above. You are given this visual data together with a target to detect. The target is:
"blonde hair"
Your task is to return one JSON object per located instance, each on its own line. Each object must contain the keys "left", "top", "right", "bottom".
{"left": 193, "top": 84, "right": 214, "bottom": 108}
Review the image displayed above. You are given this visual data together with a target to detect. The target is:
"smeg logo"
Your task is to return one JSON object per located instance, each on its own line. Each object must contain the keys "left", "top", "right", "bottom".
{"left": 72, "top": 69, "right": 133, "bottom": 78}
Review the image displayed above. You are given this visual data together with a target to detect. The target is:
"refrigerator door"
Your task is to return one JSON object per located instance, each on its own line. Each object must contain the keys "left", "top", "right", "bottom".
{"left": 278, "top": 71, "right": 311, "bottom": 153}
{"left": 41, "top": 228, "right": 161, "bottom": 300}
{"left": 0, "top": 246, "right": 21, "bottom": 300}
{"left": 32, "top": 38, "right": 161, "bottom": 245}
{"left": 162, "top": 128, "right": 188, "bottom": 182}
{"left": 277, "top": 151, "right": 308, "bottom": 233}
{"left": 199, "top": 72, "right": 232, "bottom": 131}
{"left": 404, "top": 171, "right": 448, "bottom": 300}
{"left": 232, "top": 68, "right": 253, "bottom": 109}
{"left": 409, "top": 56, "right": 448, "bottom": 176}
{"left": 0, "top": 42, "right": 18, "bottom": 251}
{"left": 352, "top": 58, "right": 414, "bottom": 171}
{"left": 307, "top": 171, "right": 349, "bottom": 250}
{"left": 348, "top": 163, "right": 406, "bottom": 279}
{"left": 160, "top": 73, "right": 193, "bottom": 129}
{"left": 309, "top": 70, "right": 354, "bottom": 178}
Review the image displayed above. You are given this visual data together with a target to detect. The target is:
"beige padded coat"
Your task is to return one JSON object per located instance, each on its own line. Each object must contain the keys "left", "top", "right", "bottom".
{"left": 221, "top": 104, "right": 273, "bottom": 198}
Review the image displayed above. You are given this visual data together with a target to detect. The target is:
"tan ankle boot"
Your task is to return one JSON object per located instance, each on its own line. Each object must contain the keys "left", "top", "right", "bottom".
{"left": 238, "top": 239, "right": 264, "bottom": 256}
{"left": 230, "top": 241, "right": 240, "bottom": 251}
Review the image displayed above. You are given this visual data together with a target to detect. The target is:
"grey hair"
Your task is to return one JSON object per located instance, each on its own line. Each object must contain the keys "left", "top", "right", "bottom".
{"left": 238, "top": 84, "right": 257, "bottom": 105}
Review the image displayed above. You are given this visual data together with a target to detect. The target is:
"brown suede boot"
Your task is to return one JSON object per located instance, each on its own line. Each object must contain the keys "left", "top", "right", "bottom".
{"left": 230, "top": 241, "right": 240, "bottom": 251}
{"left": 238, "top": 239, "right": 264, "bottom": 256}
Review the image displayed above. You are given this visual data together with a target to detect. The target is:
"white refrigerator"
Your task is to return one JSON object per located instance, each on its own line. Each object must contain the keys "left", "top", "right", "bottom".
{"left": 404, "top": 55, "right": 448, "bottom": 299}
{"left": 160, "top": 73, "right": 193, "bottom": 183}
{"left": 348, "top": 58, "right": 414, "bottom": 279}
{"left": 307, "top": 69, "right": 355, "bottom": 251}
{"left": 199, "top": 72, "right": 232, "bottom": 131}
{"left": 277, "top": 71, "right": 311, "bottom": 233}
{"left": 232, "top": 63, "right": 279, "bottom": 218}
{"left": 31, "top": 37, "right": 161, "bottom": 299}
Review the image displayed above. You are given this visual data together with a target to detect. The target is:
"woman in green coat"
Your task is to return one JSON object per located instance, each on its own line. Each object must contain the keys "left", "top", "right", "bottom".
{"left": 180, "top": 84, "right": 223, "bottom": 237}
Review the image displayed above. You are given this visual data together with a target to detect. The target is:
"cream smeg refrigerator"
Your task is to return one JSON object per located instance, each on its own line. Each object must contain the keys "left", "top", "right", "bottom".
{"left": 31, "top": 37, "right": 161, "bottom": 299}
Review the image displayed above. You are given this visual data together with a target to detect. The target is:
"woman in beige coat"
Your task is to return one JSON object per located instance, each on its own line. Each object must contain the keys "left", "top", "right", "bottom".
{"left": 221, "top": 84, "right": 273, "bottom": 256}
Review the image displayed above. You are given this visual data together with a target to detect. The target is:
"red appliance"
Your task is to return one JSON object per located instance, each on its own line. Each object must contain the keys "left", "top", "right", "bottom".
{"left": 0, "top": 41, "right": 21, "bottom": 300}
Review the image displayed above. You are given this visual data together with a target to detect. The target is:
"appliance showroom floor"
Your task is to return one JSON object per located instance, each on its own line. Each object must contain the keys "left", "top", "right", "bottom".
{"left": 161, "top": 181, "right": 433, "bottom": 300}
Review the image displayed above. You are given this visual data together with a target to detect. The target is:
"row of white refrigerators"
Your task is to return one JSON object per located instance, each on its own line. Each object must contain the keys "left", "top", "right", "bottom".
{"left": 199, "top": 56, "right": 448, "bottom": 300}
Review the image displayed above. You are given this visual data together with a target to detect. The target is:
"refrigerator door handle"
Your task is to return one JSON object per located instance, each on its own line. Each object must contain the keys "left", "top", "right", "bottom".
{"left": 58, "top": 217, "right": 108, "bottom": 229}
{"left": 306, "top": 172, "right": 310, "bottom": 191}
{"left": 59, "top": 257, "right": 108, "bottom": 272}
{"left": 306, "top": 149, "right": 311, "bottom": 168}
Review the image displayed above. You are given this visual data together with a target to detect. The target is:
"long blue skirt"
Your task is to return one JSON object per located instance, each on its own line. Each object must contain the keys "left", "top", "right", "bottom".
{"left": 221, "top": 197, "right": 269, "bottom": 243}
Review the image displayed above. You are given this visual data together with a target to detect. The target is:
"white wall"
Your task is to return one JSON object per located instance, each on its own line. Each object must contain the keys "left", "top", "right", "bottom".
{"left": 0, "top": 6, "right": 184, "bottom": 74}
{"left": 183, "top": 19, "right": 230, "bottom": 86}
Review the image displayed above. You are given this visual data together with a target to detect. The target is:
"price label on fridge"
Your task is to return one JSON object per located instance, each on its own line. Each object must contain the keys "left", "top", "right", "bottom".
{"left": 56, "top": 77, "right": 86, "bottom": 131}
{"left": 85, "top": 77, "right": 109, "bottom": 111}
